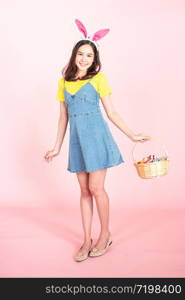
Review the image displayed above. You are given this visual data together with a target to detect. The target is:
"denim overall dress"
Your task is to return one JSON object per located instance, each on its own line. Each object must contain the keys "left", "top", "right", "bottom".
{"left": 64, "top": 78, "right": 125, "bottom": 173}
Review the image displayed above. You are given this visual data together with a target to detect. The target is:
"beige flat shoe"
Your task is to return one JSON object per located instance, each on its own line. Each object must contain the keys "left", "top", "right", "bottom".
{"left": 74, "top": 238, "right": 93, "bottom": 262}
{"left": 89, "top": 234, "right": 112, "bottom": 257}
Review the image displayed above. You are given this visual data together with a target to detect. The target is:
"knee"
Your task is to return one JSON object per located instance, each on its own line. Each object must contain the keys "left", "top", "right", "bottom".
{"left": 89, "top": 185, "right": 104, "bottom": 197}
{"left": 80, "top": 187, "right": 92, "bottom": 198}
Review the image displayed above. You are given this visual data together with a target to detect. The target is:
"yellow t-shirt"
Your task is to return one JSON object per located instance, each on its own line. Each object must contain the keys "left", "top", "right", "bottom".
{"left": 56, "top": 73, "right": 112, "bottom": 102}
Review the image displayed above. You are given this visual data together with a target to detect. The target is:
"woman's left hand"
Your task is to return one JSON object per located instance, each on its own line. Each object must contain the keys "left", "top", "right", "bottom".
{"left": 130, "top": 133, "right": 152, "bottom": 143}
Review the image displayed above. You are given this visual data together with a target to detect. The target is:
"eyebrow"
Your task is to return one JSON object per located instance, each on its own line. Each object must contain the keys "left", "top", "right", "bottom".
{"left": 77, "top": 51, "right": 94, "bottom": 55}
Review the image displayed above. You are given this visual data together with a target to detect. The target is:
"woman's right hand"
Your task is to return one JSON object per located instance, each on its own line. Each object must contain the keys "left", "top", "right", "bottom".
{"left": 44, "top": 148, "right": 60, "bottom": 163}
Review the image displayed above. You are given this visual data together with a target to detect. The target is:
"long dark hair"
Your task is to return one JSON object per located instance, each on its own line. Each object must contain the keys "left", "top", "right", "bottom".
{"left": 62, "top": 40, "right": 101, "bottom": 81}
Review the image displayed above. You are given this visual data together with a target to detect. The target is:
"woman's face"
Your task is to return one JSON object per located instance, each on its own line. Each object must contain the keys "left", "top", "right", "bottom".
{"left": 75, "top": 44, "right": 94, "bottom": 73}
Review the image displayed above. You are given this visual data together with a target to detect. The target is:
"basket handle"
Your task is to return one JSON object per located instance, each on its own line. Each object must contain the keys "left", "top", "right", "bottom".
{"left": 131, "top": 136, "right": 169, "bottom": 163}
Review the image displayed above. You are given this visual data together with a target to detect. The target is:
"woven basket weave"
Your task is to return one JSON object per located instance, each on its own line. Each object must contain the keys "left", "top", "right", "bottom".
{"left": 131, "top": 137, "right": 170, "bottom": 179}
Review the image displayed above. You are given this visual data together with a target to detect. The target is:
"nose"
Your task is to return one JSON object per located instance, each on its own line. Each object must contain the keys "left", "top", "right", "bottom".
{"left": 81, "top": 55, "right": 87, "bottom": 62}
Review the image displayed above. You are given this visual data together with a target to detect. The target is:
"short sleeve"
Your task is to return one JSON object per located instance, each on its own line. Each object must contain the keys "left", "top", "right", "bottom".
{"left": 56, "top": 77, "right": 65, "bottom": 101}
{"left": 98, "top": 73, "right": 112, "bottom": 99}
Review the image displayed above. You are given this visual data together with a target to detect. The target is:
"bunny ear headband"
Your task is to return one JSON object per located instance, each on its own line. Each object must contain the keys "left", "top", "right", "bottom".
{"left": 74, "top": 19, "right": 110, "bottom": 50}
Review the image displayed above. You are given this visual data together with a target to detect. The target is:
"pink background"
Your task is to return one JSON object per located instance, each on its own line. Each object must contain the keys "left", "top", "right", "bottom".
{"left": 0, "top": 0, "right": 185, "bottom": 277}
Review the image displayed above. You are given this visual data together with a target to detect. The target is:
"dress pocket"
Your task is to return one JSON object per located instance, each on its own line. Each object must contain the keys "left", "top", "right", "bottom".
{"left": 81, "top": 93, "right": 97, "bottom": 105}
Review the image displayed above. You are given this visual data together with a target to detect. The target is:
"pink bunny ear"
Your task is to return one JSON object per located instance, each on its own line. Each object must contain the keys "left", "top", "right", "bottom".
{"left": 92, "top": 29, "right": 110, "bottom": 41}
{"left": 75, "top": 19, "right": 87, "bottom": 38}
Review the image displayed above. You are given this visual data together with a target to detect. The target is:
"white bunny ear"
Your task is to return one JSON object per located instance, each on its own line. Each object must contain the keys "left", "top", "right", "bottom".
{"left": 92, "top": 29, "right": 110, "bottom": 41}
{"left": 75, "top": 19, "right": 87, "bottom": 38}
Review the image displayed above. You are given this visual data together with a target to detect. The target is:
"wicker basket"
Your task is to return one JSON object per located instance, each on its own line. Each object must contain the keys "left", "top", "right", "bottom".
{"left": 131, "top": 137, "right": 170, "bottom": 179}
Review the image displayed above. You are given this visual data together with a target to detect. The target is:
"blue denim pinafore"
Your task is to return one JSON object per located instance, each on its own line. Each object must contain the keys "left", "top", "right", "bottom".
{"left": 64, "top": 78, "right": 125, "bottom": 173}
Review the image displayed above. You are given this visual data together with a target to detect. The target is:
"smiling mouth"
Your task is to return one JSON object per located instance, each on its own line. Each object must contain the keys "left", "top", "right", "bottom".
{"left": 79, "top": 63, "right": 88, "bottom": 66}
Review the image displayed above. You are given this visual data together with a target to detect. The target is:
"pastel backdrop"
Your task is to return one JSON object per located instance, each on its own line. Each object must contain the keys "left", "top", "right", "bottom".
{"left": 0, "top": 0, "right": 184, "bottom": 277}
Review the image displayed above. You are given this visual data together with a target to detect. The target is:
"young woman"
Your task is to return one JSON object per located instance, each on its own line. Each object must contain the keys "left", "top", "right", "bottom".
{"left": 44, "top": 21, "right": 151, "bottom": 262}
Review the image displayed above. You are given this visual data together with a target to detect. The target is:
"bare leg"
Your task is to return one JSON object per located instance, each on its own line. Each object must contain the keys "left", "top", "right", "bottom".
{"left": 76, "top": 171, "right": 93, "bottom": 255}
{"left": 89, "top": 168, "right": 111, "bottom": 249}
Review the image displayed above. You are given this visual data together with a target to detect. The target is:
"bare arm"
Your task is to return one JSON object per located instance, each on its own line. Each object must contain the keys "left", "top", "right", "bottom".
{"left": 100, "top": 95, "right": 151, "bottom": 142}
{"left": 53, "top": 101, "right": 69, "bottom": 151}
